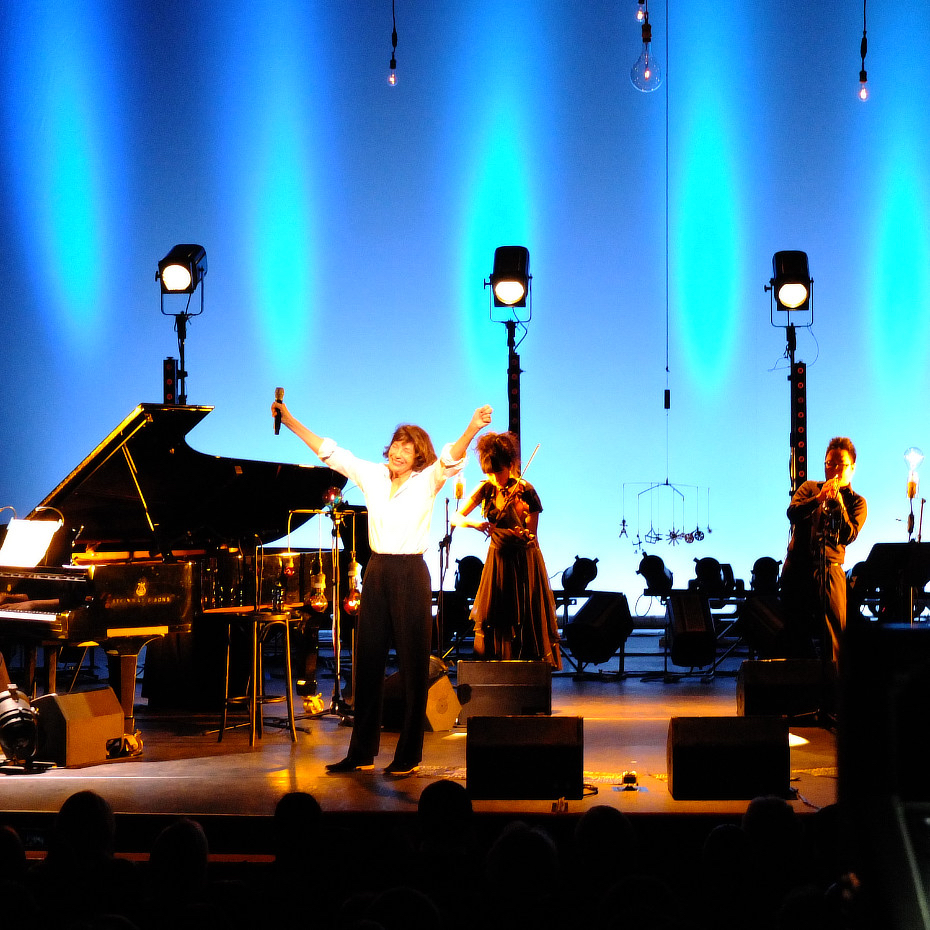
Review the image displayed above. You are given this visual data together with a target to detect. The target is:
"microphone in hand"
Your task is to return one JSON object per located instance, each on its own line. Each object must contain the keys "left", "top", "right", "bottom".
{"left": 273, "top": 387, "right": 284, "bottom": 435}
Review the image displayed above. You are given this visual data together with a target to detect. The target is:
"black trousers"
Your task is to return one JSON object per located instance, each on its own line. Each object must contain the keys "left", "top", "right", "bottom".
{"left": 346, "top": 553, "right": 432, "bottom": 765}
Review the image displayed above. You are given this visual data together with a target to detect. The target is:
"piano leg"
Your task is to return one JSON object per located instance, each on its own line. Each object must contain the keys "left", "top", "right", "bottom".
{"left": 45, "top": 645, "right": 59, "bottom": 695}
{"left": 105, "top": 638, "right": 156, "bottom": 737}
{"left": 115, "top": 651, "right": 139, "bottom": 734}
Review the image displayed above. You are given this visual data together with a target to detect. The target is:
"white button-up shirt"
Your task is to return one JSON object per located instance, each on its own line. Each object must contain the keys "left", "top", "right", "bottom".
{"left": 317, "top": 438, "right": 465, "bottom": 554}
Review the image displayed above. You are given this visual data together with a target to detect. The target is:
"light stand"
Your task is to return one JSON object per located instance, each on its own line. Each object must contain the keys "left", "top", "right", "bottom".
{"left": 504, "top": 321, "right": 523, "bottom": 456}
{"left": 486, "top": 245, "right": 532, "bottom": 460}
{"left": 157, "top": 244, "right": 207, "bottom": 406}
{"left": 766, "top": 250, "right": 813, "bottom": 496}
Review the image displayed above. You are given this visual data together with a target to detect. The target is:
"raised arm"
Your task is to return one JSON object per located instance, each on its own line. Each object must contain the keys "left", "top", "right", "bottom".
{"left": 271, "top": 400, "right": 325, "bottom": 457}
{"left": 449, "top": 405, "right": 493, "bottom": 462}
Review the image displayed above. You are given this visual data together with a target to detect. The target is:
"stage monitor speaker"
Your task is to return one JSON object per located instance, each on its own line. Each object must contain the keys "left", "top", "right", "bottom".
{"left": 466, "top": 715, "right": 584, "bottom": 799}
{"left": 33, "top": 687, "right": 124, "bottom": 767}
{"left": 737, "top": 658, "right": 823, "bottom": 718}
{"left": 456, "top": 660, "right": 551, "bottom": 723}
{"left": 564, "top": 593, "right": 634, "bottom": 665}
{"left": 667, "top": 715, "right": 790, "bottom": 800}
{"left": 666, "top": 592, "right": 715, "bottom": 667}
{"left": 382, "top": 659, "right": 462, "bottom": 732}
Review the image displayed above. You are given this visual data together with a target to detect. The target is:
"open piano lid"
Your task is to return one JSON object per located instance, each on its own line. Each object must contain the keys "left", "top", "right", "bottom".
{"left": 27, "top": 404, "right": 346, "bottom": 556}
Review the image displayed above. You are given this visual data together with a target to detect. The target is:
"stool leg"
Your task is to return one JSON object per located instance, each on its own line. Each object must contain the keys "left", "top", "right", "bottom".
{"left": 250, "top": 619, "right": 259, "bottom": 746}
{"left": 283, "top": 618, "right": 297, "bottom": 742}
{"left": 219, "top": 621, "right": 232, "bottom": 742}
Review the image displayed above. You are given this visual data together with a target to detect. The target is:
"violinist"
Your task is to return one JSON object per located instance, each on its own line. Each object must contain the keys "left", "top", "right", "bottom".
{"left": 451, "top": 432, "right": 561, "bottom": 668}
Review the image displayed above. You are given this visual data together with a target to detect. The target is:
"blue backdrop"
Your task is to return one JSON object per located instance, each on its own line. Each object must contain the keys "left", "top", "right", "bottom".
{"left": 2, "top": 0, "right": 928, "bottom": 612}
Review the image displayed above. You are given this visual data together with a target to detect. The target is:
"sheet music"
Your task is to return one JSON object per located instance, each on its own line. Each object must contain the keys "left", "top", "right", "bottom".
{"left": 0, "top": 518, "right": 61, "bottom": 567}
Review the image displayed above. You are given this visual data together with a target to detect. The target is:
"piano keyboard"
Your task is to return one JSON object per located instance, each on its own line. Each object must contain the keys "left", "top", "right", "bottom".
{"left": 0, "top": 607, "right": 65, "bottom": 625}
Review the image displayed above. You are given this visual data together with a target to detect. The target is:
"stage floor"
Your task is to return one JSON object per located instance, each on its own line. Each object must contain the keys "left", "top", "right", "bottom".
{"left": 0, "top": 629, "right": 838, "bottom": 854}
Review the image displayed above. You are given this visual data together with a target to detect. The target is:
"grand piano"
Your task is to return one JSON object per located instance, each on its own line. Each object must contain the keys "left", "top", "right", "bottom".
{"left": 0, "top": 403, "right": 346, "bottom": 738}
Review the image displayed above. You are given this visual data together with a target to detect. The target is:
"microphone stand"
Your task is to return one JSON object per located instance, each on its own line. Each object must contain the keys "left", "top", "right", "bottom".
{"left": 327, "top": 505, "right": 354, "bottom": 721}
{"left": 436, "top": 499, "right": 454, "bottom": 663}
{"left": 818, "top": 493, "right": 842, "bottom": 723}
{"left": 286, "top": 508, "right": 356, "bottom": 722}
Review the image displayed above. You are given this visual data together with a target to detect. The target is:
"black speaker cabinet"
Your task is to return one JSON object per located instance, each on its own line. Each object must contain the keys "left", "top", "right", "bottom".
{"left": 737, "top": 658, "right": 824, "bottom": 718}
{"left": 738, "top": 595, "right": 788, "bottom": 657}
{"left": 667, "top": 715, "right": 790, "bottom": 800}
{"left": 33, "top": 687, "right": 124, "bottom": 767}
{"left": 666, "top": 592, "right": 716, "bottom": 667}
{"left": 564, "top": 593, "right": 634, "bottom": 666}
{"left": 466, "top": 715, "right": 584, "bottom": 799}
{"left": 382, "top": 669, "right": 462, "bottom": 732}
{"left": 455, "top": 660, "right": 551, "bottom": 723}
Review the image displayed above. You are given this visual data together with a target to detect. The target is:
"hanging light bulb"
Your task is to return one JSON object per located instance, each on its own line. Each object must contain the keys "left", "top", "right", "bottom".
{"left": 388, "top": 0, "right": 398, "bottom": 85}
{"left": 631, "top": 18, "right": 662, "bottom": 92}
{"left": 905, "top": 447, "right": 924, "bottom": 499}
{"left": 343, "top": 555, "right": 363, "bottom": 615}
{"left": 309, "top": 551, "right": 328, "bottom": 613}
{"left": 858, "top": 1, "right": 869, "bottom": 101}
{"left": 309, "top": 571, "right": 328, "bottom": 612}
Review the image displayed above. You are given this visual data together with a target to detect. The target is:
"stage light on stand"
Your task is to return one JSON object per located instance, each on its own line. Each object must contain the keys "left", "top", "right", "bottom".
{"left": 770, "top": 251, "right": 812, "bottom": 313}
{"left": 455, "top": 556, "right": 484, "bottom": 599}
{"left": 488, "top": 246, "right": 531, "bottom": 309}
{"left": 767, "top": 250, "right": 814, "bottom": 496}
{"left": 561, "top": 556, "right": 599, "bottom": 594}
{"left": 637, "top": 552, "right": 673, "bottom": 597}
{"left": 750, "top": 556, "right": 781, "bottom": 596}
{"left": 485, "top": 246, "right": 532, "bottom": 452}
{"left": 156, "top": 243, "right": 207, "bottom": 406}
{"left": 0, "top": 684, "right": 42, "bottom": 774}
{"left": 635, "top": 0, "right": 646, "bottom": 22}
{"left": 157, "top": 244, "right": 207, "bottom": 295}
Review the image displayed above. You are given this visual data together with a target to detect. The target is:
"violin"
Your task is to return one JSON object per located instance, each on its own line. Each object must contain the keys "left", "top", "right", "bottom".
{"left": 492, "top": 443, "right": 540, "bottom": 533}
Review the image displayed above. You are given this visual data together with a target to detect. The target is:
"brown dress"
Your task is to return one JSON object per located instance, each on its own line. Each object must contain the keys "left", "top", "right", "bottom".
{"left": 469, "top": 478, "right": 561, "bottom": 669}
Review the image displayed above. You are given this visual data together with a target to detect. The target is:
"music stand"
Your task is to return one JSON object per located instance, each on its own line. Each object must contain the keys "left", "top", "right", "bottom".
{"left": 852, "top": 542, "right": 930, "bottom": 624}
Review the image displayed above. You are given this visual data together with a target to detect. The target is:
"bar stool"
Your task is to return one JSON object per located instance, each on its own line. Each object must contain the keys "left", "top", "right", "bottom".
{"left": 219, "top": 609, "right": 297, "bottom": 744}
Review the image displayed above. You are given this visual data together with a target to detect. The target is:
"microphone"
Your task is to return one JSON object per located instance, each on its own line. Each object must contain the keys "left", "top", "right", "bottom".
{"left": 273, "top": 386, "right": 284, "bottom": 434}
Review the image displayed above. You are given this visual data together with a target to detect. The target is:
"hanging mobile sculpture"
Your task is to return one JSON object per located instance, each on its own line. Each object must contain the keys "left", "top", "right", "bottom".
{"left": 620, "top": 481, "right": 711, "bottom": 552}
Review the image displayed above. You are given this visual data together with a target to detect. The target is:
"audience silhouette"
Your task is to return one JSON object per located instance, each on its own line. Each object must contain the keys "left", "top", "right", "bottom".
{"left": 0, "top": 783, "right": 874, "bottom": 930}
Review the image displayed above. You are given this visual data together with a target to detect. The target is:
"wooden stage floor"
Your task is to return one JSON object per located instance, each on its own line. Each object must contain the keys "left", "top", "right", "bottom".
{"left": 0, "top": 629, "right": 838, "bottom": 856}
